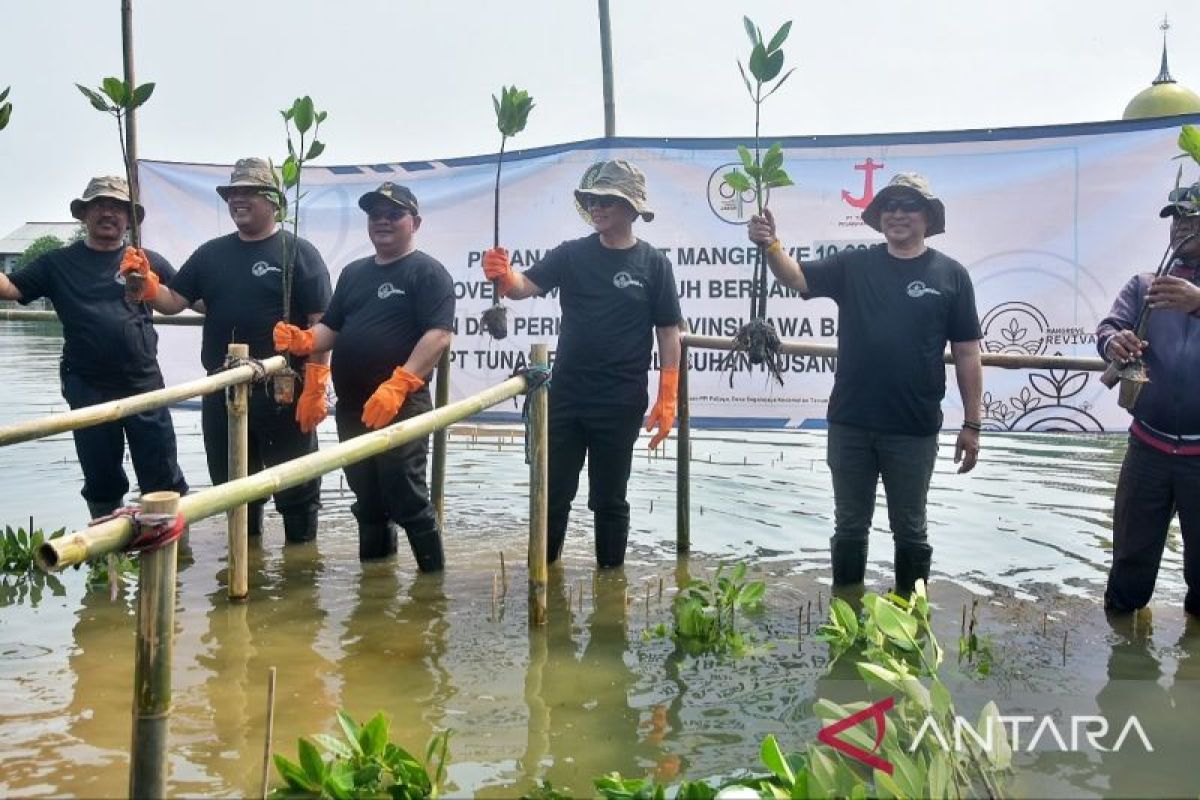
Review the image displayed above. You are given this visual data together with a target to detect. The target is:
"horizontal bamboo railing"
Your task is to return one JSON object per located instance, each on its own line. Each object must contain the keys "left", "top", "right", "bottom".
{"left": 681, "top": 334, "right": 1107, "bottom": 372}
{"left": 0, "top": 355, "right": 288, "bottom": 447}
{"left": 37, "top": 375, "right": 530, "bottom": 572}
{"left": 0, "top": 308, "right": 204, "bottom": 326}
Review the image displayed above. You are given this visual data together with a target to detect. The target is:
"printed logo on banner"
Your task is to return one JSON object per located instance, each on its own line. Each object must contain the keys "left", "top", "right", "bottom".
{"left": 841, "top": 157, "right": 885, "bottom": 209}
{"left": 251, "top": 261, "right": 281, "bottom": 277}
{"left": 707, "top": 163, "right": 766, "bottom": 225}
{"left": 612, "top": 271, "right": 645, "bottom": 290}
{"left": 377, "top": 282, "right": 406, "bottom": 299}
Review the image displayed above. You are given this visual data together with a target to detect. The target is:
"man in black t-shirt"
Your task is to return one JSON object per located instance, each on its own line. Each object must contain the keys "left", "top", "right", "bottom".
{"left": 139, "top": 158, "right": 332, "bottom": 544}
{"left": 748, "top": 172, "right": 983, "bottom": 596}
{"left": 0, "top": 176, "right": 188, "bottom": 518}
{"left": 273, "top": 183, "right": 454, "bottom": 569}
{"left": 482, "top": 160, "right": 683, "bottom": 568}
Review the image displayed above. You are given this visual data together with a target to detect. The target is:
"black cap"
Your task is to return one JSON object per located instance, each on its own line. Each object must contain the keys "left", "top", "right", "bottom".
{"left": 358, "top": 182, "right": 419, "bottom": 215}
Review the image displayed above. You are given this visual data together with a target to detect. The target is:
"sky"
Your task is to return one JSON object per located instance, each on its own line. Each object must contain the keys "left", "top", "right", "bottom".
{"left": 1, "top": 0, "right": 1198, "bottom": 239}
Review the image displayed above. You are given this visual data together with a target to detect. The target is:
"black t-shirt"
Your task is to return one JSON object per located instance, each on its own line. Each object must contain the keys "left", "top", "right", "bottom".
{"left": 802, "top": 244, "right": 981, "bottom": 435}
{"left": 10, "top": 240, "right": 176, "bottom": 391}
{"left": 171, "top": 230, "right": 332, "bottom": 371}
{"left": 523, "top": 234, "right": 682, "bottom": 410}
{"left": 322, "top": 250, "right": 456, "bottom": 409}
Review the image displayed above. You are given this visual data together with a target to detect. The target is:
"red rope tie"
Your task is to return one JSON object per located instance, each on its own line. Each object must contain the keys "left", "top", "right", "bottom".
{"left": 126, "top": 511, "right": 187, "bottom": 554}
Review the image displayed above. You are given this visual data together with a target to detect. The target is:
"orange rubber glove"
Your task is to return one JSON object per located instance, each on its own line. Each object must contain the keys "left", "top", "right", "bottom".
{"left": 482, "top": 247, "right": 519, "bottom": 297}
{"left": 645, "top": 366, "right": 679, "bottom": 449}
{"left": 295, "top": 362, "right": 330, "bottom": 433}
{"left": 118, "top": 246, "right": 160, "bottom": 302}
{"left": 361, "top": 367, "right": 425, "bottom": 429}
{"left": 273, "top": 321, "right": 315, "bottom": 356}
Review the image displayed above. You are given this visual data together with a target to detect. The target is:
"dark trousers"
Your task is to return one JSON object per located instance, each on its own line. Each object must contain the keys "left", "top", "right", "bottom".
{"left": 61, "top": 369, "right": 188, "bottom": 509}
{"left": 826, "top": 422, "right": 939, "bottom": 589}
{"left": 1105, "top": 436, "right": 1200, "bottom": 615}
{"left": 547, "top": 405, "right": 644, "bottom": 566}
{"left": 335, "top": 391, "right": 436, "bottom": 534}
{"left": 201, "top": 383, "right": 321, "bottom": 516}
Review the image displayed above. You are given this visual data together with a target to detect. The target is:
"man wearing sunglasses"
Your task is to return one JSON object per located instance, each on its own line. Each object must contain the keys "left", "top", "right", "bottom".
{"left": 747, "top": 172, "right": 983, "bottom": 597}
{"left": 1097, "top": 183, "right": 1200, "bottom": 618}
{"left": 272, "top": 183, "right": 454, "bottom": 569}
{"left": 134, "top": 157, "right": 333, "bottom": 545}
{"left": 481, "top": 160, "right": 683, "bottom": 569}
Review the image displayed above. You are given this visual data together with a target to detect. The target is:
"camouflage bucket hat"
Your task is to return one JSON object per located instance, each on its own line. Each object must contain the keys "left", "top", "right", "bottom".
{"left": 216, "top": 157, "right": 286, "bottom": 208}
{"left": 1159, "top": 182, "right": 1200, "bottom": 218}
{"left": 357, "top": 181, "right": 419, "bottom": 215}
{"left": 69, "top": 175, "right": 145, "bottom": 223}
{"left": 861, "top": 172, "right": 946, "bottom": 237}
{"left": 573, "top": 159, "right": 655, "bottom": 222}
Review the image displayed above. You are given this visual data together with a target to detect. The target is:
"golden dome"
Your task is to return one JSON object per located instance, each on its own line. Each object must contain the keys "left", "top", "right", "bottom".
{"left": 1123, "top": 23, "right": 1200, "bottom": 119}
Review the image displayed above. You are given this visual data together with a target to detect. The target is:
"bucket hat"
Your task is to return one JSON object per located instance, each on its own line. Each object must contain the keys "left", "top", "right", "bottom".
{"left": 1160, "top": 182, "right": 1200, "bottom": 218}
{"left": 216, "top": 157, "right": 285, "bottom": 208}
{"left": 573, "top": 159, "right": 655, "bottom": 222}
{"left": 357, "top": 182, "right": 419, "bottom": 215}
{"left": 861, "top": 172, "right": 946, "bottom": 236}
{"left": 69, "top": 175, "right": 145, "bottom": 223}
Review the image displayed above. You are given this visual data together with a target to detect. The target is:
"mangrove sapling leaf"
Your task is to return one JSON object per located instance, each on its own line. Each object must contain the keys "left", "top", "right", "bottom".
{"left": 130, "top": 82, "right": 155, "bottom": 109}
{"left": 335, "top": 709, "right": 364, "bottom": 756}
{"left": 298, "top": 737, "right": 327, "bottom": 785}
{"left": 311, "top": 733, "right": 354, "bottom": 760}
{"left": 273, "top": 753, "right": 319, "bottom": 793}
{"left": 977, "top": 702, "right": 1012, "bottom": 769}
{"left": 0, "top": 86, "right": 13, "bottom": 131}
{"left": 1179, "top": 124, "right": 1200, "bottom": 164}
{"left": 760, "top": 734, "right": 795, "bottom": 786}
{"left": 360, "top": 711, "right": 389, "bottom": 757}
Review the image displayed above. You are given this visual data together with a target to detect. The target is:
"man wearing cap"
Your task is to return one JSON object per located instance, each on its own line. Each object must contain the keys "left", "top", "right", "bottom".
{"left": 135, "top": 157, "right": 332, "bottom": 544}
{"left": 272, "top": 183, "right": 453, "bottom": 568}
{"left": 747, "top": 172, "right": 983, "bottom": 596}
{"left": 1096, "top": 183, "right": 1200, "bottom": 617}
{"left": 0, "top": 176, "right": 188, "bottom": 518}
{"left": 481, "top": 160, "right": 683, "bottom": 569}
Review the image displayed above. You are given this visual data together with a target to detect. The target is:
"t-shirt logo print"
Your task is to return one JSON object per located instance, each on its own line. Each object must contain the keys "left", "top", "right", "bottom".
{"left": 612, "top": 271, "right": 645, "bottom": 290}
{"left": 906, "top": 280, "right": 941, "bottom": 298}
{"left": 377, "top": 282, "right": 406, "bottom": 300}
{"left": 251, "top": 260, "right": 282, "bottom": 278}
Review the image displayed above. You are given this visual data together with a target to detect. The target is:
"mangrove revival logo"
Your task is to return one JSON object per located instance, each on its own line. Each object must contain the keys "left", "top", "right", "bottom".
{"left": 707, "top": 162, "right": 765, "bottom": 225}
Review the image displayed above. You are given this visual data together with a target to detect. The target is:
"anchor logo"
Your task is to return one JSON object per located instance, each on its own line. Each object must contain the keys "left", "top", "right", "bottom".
{"left": 841, "top": 157, "right": 885, "bottom": 210}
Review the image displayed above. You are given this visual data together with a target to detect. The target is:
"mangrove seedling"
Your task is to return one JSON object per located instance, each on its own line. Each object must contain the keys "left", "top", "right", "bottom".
{"left": 271, "top": 709, "right": 450, "bottom": 799}
{"left": 1, "top": 523, "right": 65, "bottom": 574}
{"left": 723, "top": 16, "right": 796, "bottom": 384}
{"left": 481, "top": 85, "right": 535, "bottom": 341}
{"left": 271, "top": 95, "right": 327, "bottom": 405}
{"left": 664, "top": 562, "right": 767, "bottom": 655}
{"left": 0, "top": 86, "right": 12, "bottom": 131}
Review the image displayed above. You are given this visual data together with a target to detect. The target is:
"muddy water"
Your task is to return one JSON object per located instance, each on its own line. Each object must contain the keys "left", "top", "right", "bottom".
{"left": 0, "top": 320, "right": 1197, "bottom": 798}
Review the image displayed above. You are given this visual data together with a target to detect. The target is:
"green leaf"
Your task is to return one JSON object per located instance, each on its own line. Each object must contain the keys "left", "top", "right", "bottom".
{"left": 359, "top": 711, "right": 389, "bottom": 757}
{"left": 77, "top": 84, "right": 110, "bottom": 112}
{"left": 736, "top": 60, "right": 755, "bottom": 100}
{"left": 316, "top": 110, "right": 328, "bottom": 123}
{"left": 766, "top": 173, "right": 794, "bottom": 189}
{"left": 310, "top": 732, "right": 353, "bottom": 759}
{"left": 0, "top": 103, "right": 10, "bottom": 131}
{"left": 335, "top": 710, "right": 364, "bottom": 756}
{"left": 872, "top": 768, "right": 904, "bottom": 799}
{"left": 767, "top": 21, "right": 793, "bottom": 53}
{"left": 305, "top": 140, "right": 325, "bottom": 161}
{"left": 738, "top": 581, "right": 765, "bottom": 608}
{"left": 0, "top": 86, "right": 9, "bottom": 103}
{"left": 723, "top": 169, "right": 752, "bottom": 193}
{"left": 101, "top": 77, "right": 128, "bottom": 107}
{"left": 762, "top": 143, "right": 783, "bottom": 175}
{"left": 742, "top": 16, "right": 760, "bottom": 45}
{"left": 748, "top": 44, "right": 768, "bottom": 83}
{"left": 760, "top": 734, "right": 795, "bottom": 786}
{"left": 873, "top": 598, "right": 919, "bottom": 649}
{"left": 293, "top": 96, "right": 315, "bottom": 134}
{"left": 808, "top": 746, "right": 839, "bottom": 795}
{"left": 927, "top": 752, "right": 952, "bottom": 800}
{"left": 297, "top": 737, "right": 325, "bottom": 783}
{"left": 889, "top": 749, "right": 925, "bottom": 797}
{"left": 737, "top": 144, "right": 756, "bottom": 170}
{"left": 274, "top": 754, "right": 318, "bottom": 792}
{"left": 281, "top": 156, "right": 299, "bottom": 189}
{"left": 131, "top": 82, "right": 155, "bottom": 109}
{"left": 977, "top": 701, "right": 1012, "bottom": 769}
{"left": 1179, "top": 124, "right": 1200, "bottom": 165}
{"left": 762, "top": 50, "right": 785, "bottom": 82}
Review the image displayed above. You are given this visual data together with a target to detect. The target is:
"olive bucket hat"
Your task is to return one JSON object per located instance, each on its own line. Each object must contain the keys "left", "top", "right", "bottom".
{"left": 69, "top": 175, "right": 145, "bottom": 223}
{"left": 216, "top": 157, "right": 286, "bottom": 209}
{"left": 861, "top": 172, "right": 946, "bottom": 237}
{"left": 573, "top": 159, "right": 655, "bottom": 222}
{"left": 1159, "top": 182, "right": 1200, "bottom": 218}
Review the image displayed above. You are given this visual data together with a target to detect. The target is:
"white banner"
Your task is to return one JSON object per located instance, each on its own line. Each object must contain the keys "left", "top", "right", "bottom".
{"left": 139, "top": 117, "right": 1198, "bottom": 431}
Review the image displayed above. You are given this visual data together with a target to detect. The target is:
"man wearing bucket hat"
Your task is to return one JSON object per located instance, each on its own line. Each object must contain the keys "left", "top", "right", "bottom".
{"left": 0, "top": 176, "right": 188, "bottom": 518}
{"left": 481, "top": 159, "right": 683, "bottom": 569}
{"left": 1096, "top": 182, "right": 1200, "bottom": 617}
{"left": 137, "top": 157, "right": 332, "bottom": 544}
{"left": 272, "top": 182, "right": 454, "bottom": 568}
{"left": 747, "top": 172, "right": 983, "bottom": 596}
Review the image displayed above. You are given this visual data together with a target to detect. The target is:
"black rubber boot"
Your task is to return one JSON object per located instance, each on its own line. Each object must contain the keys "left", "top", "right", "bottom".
{"left": 357, "top": 520, "right": 397, "bottom": 561}
{"left": 405, "top": 526, "right": 445, "bottom": 573}
{"left": 282, "top": 508, "right": 319, "bottom": 544}
{"left": 86, "top": 499, "right": 122, "bottom": 521}
{"left": 594, "top": 517, "right": 629, "bottom": 569}
{"left": 247, "top": 502, "right": 266, "bottom": 538}
{"left": 547, "top": 522, "right": 567, "bottom": 564}
{"left": 830, "top": 536, "right": 868, "bottom": 588}
{"left": 893, "top": 542, "right": 932, "bottom": 597}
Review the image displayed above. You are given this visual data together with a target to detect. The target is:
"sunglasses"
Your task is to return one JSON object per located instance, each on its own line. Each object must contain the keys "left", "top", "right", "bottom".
{"left": 368, "top": 207, "right": 412, "bottom": 222}
{"left": 880, "top": 197, "right": 927, "bottom": 214}
{"left": 584, "top": 195, "right": 624, "bottom": 210}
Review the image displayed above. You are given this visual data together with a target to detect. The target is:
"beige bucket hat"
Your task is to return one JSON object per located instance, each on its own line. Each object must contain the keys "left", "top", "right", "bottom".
{"left": 69, "top": 175, "right": 145, "bottom": 223}
{"left": 216, "top": 157, "right": 286, "bottom": 208}
{"left": 861, "top": 172, "right": 946, "bottom": 237}
{"left": 573, "top": 159, "right": 655, "bottom": 222}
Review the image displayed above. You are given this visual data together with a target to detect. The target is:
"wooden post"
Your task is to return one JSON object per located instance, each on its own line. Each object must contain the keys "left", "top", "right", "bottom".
{"left": 129, "top": 490, "right": 179, "bottom": 800}
{"left": 528, "top": 344, "right": 549, "bottom": 626}
{"left": 430, "top": 349, "right": 451, "bottom": 531}
{"left": 227, "top": 343, "right": 250, "bottom": 601}
{"left": 676, "top": 342, "right": 690, "bottom": 553}
{"left": 597, "top": 0, "right": 616, "bottom": 136}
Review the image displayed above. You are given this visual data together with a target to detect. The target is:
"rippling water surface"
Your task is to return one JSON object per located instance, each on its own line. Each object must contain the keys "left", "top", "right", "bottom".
{"left": 1, "top": 320, "right": 1197, "bottom": 798}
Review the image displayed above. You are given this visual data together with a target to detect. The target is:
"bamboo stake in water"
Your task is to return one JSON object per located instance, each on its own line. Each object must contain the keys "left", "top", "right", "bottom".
{"left": 500, "top": 551, "right": 508, "bottom": 594}
{"left": 227, "top": 343, "right": 250, "bottom": 601}
{"left": 527, "top": 344, "right": 549, "bottom": 626}
{"left": 259, "top": 666, "right": 277, "bottom": 800}
{"left": 128, "top": 491, "right": 179, "bottom": 800}
{"left": 676, "top": 342, "right": 691, "bottom": 553}
{"left": 430, "top": 350, "right": 450, "bottom": 530}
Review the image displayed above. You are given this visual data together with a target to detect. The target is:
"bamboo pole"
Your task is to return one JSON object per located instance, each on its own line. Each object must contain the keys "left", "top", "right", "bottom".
{"left": 38, "top": 375, "right": 531, "bottom": 572}
{"left": 120, "top": 0, "right": 141, "bottom": 249}
{"left": 128, "top": 490, "right": 179, "bottom": 800}
{"left": 597, "top": 0, "right": 616, "bottom": 136}
{"left": 430, "top": 349, "right": 451, "bottom": 531}
{"left": 227, "top": 343, "right": 250, "bottom": 601}
{"left": 681, "top": 334, "right": 1107, "bottom": 372}
{"left": 676, "top": 341, "right": 690, "bottom": 553}
{"left": 528, "top": 344, "right": 549, "bottom": 626}
{"left": 0, "top": 308, "right": 204, "bottom": 326}
{"left": 0, "top": 355, "right": 285, "bottom": 448}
